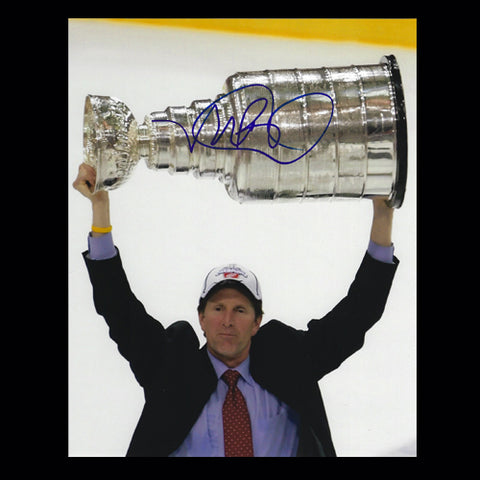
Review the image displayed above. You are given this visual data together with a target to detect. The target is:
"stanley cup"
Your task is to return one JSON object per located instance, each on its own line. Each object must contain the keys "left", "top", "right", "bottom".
{"left": 83, "top": 55, "right": 407, "bottom": 207}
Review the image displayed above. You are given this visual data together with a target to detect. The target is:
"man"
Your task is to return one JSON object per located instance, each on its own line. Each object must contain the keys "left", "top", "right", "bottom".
{"left": 73, "top": 162, "right": 399, "bottom": 457}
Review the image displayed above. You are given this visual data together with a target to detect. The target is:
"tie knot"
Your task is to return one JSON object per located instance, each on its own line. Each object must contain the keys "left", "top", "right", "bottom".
{"left": 222, "top": 369, "right": 241, "bottom": 388}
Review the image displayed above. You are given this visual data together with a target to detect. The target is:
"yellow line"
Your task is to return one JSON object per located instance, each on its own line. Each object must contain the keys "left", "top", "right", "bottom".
{"left": 99, "top": 18, "right": 416, "bottom": 48}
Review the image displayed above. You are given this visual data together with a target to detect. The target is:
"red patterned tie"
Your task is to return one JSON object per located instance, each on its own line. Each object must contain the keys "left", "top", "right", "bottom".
{"left": 222, "top": 369, "right": 254, "bottom": 457}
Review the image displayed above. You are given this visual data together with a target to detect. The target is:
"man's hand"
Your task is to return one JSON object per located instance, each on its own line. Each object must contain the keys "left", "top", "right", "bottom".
{"left": 73, "top": 163, "right": 108, "bottom": 202}
{"left": 73, "top": 163, "right": 110, "bottom": 236}
{"left": 369, "top": 196, "right": 394, "bottom": 247}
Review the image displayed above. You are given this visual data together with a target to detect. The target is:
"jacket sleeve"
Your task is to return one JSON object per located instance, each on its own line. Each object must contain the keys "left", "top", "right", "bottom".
{"left": 82, "top": 248, "right": 199, "bottom": 388}
{"left": 304, "top": 251, "right": 399, "bottom": 381}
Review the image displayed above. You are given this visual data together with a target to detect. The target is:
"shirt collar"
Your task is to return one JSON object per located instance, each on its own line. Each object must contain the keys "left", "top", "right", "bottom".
{"left": 206, "top": 349, "right": 254, "bottom": 387}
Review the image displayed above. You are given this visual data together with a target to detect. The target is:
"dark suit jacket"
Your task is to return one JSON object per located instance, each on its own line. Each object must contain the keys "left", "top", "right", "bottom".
{"left": 82, "top": 249, "right": 398, "bottom": 457}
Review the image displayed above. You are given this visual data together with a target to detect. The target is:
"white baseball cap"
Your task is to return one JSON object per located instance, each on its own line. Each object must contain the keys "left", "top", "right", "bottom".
{"left": 200, "top": 263, "right": 262, "bottom": 301}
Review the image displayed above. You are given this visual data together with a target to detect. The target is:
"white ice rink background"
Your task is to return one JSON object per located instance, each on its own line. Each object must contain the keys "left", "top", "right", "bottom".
{"left": 68, "top": 19, "right": 417, "bottom": 457}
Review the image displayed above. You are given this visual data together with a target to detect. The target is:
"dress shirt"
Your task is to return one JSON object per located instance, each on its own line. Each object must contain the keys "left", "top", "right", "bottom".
{"left": 87, "top": 232, "right": 117, "bottom": 260}
{"left": 169, "top": 351, "right": 300, "bottom": 457}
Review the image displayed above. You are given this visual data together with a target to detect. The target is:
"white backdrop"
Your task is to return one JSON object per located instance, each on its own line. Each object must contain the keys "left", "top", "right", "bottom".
{"left": 68, "top": 19, "right": 416, "bottom": 457}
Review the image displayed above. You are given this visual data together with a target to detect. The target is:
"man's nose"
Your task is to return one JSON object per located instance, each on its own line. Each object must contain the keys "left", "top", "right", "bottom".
{"left": 222, "top": 310, "right": 234, "bottom": 327}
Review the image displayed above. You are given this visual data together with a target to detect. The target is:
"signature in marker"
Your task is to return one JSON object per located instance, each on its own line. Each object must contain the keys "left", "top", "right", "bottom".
{"left": 152, "top": 83, "right": 334, "bottom": 165}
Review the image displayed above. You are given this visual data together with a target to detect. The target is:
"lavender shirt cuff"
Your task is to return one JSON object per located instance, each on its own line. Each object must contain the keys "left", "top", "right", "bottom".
{"left": 87, "top": 232, "right": 117, "bottom": 260}
{"left": 367, "top": 239, "right": 394, "bottom": 264}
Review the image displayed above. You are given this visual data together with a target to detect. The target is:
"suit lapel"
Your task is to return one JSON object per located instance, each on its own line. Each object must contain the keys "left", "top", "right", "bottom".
{"left": 249, "top": 329, "right": 304, "bottom": 412}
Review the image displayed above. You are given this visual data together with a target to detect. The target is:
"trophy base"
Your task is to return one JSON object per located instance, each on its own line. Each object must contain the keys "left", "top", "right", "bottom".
{"left": 382, "top": 55, "right": 407, "bottom": 208}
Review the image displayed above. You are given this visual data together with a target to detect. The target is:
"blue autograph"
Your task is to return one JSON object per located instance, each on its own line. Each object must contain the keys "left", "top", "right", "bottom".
{"left": 152, "top": 83, "right": 334, "bottom": 165}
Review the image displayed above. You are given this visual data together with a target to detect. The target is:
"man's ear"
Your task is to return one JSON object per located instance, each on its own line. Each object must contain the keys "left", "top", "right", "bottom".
{"left": 252, "top": 315, "right": 262, "bottom": 336}
{"left": 198, "top": 312, "right": 205, "bottom": 331}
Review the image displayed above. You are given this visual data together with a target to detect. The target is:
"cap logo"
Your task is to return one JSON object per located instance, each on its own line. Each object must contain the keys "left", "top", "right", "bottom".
{"left": 224, "top": 272, "right": 239, "bottom": 278}
{"left": 216, "top": 265, "right": 248, "bottom": 280}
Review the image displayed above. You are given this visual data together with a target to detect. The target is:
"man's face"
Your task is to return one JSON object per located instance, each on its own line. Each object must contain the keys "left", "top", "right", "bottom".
{"left": 199, "top": 288, "right": 262, "bottom": 368}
